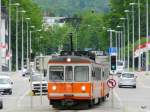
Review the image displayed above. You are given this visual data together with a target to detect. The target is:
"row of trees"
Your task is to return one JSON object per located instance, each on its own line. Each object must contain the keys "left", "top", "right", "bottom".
{"left": 2, "top": 0, "right": 44, "bottom": 69}
{"left": 107, "top": 0, "right": 150, "bottom": 48}
{"left": 3, "top": 0, "right": 150, "bottom": 69}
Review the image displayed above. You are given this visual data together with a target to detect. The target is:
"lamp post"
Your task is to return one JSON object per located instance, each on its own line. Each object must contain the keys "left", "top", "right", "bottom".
{"left": 19, "top": 10, "right": 26, "bottom": 70}
{"left": 13, "top": 3, "right": 20, "bottom": 71}
{"left": 124, "top": 10, "right": 130, "bottom": 71}
{"left": 25, "top": 18, "right": 31, "bottom": 69}
{"left": 29, "top": 26, "right": 35, "bottom": 57}
{"left": 107, "top": 29, "right": 115, "bottom": 48}
{"left": 130, "top": 2, "right": 136, "bottom": 72}
{"left": 0, "top": 0, "right": 2, "bottom": 73}
{"left": 146, "top": 0, "right": 149, "bottom": 72}
{"left": 138, "top": 0, "right": 141, "bottom": 71}
{"left": 117, "top": 26, "right": 124, "bottom": 61}
{"left": 120, "top": 18, "right": 126, "bottom": 64}
{"left": 8, "top": 0, "right": 12, "bottom": 71}
{"left": 120, "top": 31, "right": 123, "bottom": 61}
{"left": 115, "top": 31, "right": 119, "bottom": 61}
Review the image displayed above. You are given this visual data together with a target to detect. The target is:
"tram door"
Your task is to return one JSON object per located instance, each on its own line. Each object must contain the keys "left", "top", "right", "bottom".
{"left": 65, "top": 66, "right": 73, "bottom": 93}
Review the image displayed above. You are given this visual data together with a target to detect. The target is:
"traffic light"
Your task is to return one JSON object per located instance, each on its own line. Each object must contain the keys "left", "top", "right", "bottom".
{"left": 111, "top": 55, "right": 116, "bottom": 70}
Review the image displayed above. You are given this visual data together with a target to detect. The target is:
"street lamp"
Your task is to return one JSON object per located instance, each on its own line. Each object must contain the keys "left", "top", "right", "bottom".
{"left": 146, "top": 0, "right": 149, "bottom": 72}
{"left": 120, "top": 18, "right": 126, "bottom": 64}
{"left": 107, "top": 29, "right": 115, "bottom": 48}
{"left": 0, "top": 0, "right": 2, "bottom": 73}
{"left": 124, "top": 9, "right": 130, "bottom": 71}
{"left": 117, "top": 26, "right": 123, "bottom": 61}
{"left": 130, "top": 2, "right": 136, "bottom": 72}
{"left": 29, "top": 26, "right": 35, "bottom": 58}
{"left": 11, "top": 3, "right": 20, "bottom": 71}
{"left": 8, "top": 2, "right": 20, "bottom": 71}
{"left": 138, "top": 0, "right": 141, "bottom": 71}
{"left": 29, "top": 28, "right": 42, "bottom": 61}
{"left": 8, "top": 0, "right": 12, "bottom": 71}
{"left": 19, "top": 10, "right": 26, "bottom": 70}
{"left": 25, "top": 18, "right": 31, "bottom": 69}
{"left": 115, "top": 31, "right": 119, "bottom": 61}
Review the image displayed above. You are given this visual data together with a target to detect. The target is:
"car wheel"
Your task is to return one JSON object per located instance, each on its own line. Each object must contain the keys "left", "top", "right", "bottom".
{"left": 0, "top": 102, "right": 3, "bottom": 109}
{"left": 32, "top": 91, "right": 36, "bottom": 95}
{"left": 9, "top": 90, "right": 12, "bottom": 95}
{"left": 133, "top": 86, "right": 136, "bottom": 88}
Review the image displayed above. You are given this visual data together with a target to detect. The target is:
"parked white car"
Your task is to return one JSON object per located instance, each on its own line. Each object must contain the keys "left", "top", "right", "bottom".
{"left": 118, "top": 72, "right": 137, "bottom": 88}
{"left": 0, "top": 76, "right": 13, "bottom": 95}
{"left": 30, "top": 73, "right": 47, "bottom": 95}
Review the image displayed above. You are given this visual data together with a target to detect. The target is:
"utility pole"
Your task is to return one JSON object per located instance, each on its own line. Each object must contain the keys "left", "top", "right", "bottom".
{"left": 15, "top": 3, "right": 20, "bottom": 71}
{"left": 20, "top": 10, "right": 26, "bottom": 70}
{"left": 25, "top": 18, "right": 31, "bottom": 69}
{"left": 146, "top": 0, "right": 149, "bottom": 72}
{"left": 0, "top": 0, "right": 2, "bottom": 73}
{"left": 124, "top": 10, "right": 130, "bottom": 71}
{"left": 130, "top": 3, "right": 136, "bottom": 72}
{"left": 69, "top": 32, "right": 73, "bottom": 52}
{"left": 9, "top": 0, "right": 12, "bottom": 71}
{"left": 138, "top": 0, "right": 141, "bottom": 71}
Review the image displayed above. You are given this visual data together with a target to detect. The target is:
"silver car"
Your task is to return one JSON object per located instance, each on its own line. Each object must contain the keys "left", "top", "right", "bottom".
{"left": 0, "top": 76, "right": 13, "bottom": 95}
{"left": 118, "top": 72, "right": 137, "bottom": 88}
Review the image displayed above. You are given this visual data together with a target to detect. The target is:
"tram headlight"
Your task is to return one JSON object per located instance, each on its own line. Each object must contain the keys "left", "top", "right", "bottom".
{"left": 81, "top": 86, "right": 86, "bottom": 91}
{"left": 52, "top": 86, "right": 56, "bottom": 91}
{"left": 67, "top": 58, "right": 71, "bottom": 62}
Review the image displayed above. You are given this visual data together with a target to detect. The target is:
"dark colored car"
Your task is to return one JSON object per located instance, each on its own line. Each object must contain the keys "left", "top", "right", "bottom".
{"left": 0, "top": 93, "right": 3, "bottom": 109}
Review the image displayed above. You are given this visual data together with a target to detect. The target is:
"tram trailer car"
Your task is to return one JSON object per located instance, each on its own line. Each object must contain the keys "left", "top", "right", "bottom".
{"left": 47, "top": 56, "right": 110, "bottom": 108}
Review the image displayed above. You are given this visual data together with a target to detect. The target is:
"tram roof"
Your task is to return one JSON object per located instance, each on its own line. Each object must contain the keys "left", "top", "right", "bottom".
{"left": 48, "top": 56, "right": 94, "bottom": 64}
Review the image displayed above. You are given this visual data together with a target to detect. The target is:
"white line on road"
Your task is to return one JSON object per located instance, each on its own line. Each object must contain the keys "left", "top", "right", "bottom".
{"left": 17, "top": 89, "right": 30, "bottom": 107}
{"left": 113, "top": 89, "right": 123, "bottom": 108}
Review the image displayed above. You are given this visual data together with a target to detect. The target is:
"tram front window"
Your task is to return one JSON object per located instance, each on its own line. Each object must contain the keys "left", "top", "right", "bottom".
{"left": 65, "top": 66, "right": 73, "bottom": 81}
{"left": 74, "top": 66, "right": 89, "bottom": 82}
{"left": 49, "top": 66, "right": 64, "bottom": 81}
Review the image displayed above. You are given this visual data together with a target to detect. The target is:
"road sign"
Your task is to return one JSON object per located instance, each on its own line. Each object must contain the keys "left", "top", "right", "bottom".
{"left": 108, "top": 47, "right": 117, "bottom": 55}
{"left": 107, "top": 79, "right": 116, "bottom": 88}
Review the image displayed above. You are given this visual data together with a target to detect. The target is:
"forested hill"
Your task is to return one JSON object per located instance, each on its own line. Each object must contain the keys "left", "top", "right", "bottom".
{"left": 33, "top": 0, "right": 109, "bottom": 16}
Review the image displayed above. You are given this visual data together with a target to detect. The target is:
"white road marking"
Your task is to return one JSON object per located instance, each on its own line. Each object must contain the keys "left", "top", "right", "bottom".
{"left": 17, "top": 89, "right": 30, "bottom": 107}
{"left": 113, "top": 89, "right": 123, "bottom": 108}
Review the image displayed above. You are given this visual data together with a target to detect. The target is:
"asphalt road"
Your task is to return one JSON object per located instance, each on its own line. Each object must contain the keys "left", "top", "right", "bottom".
{"left": 1, "top": 71, "right": 150, "bottom": 112}
{"left": 114, "top": 72, "right": 150, "bottom": 112}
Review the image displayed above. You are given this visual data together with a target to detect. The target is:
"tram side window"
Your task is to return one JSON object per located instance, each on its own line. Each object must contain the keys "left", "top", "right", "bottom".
{"left": 95, "top": 68, "right": 101, "bottom": 80}
{"left": 74, "top": 66, "right": 89, "bottom": 82}
{"left": 65, "top": 66, "right": 73, "bottom": 81}
{"left": 102, "top": 71, "right": 105, "bottom": 80}
{"left": 105, "top": 68, "right": 109, "bottom": 79}
{"left": 49, "top": 66, "right": 64, "bottom": 81}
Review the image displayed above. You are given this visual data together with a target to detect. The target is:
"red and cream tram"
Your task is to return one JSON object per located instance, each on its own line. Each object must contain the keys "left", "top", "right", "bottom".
{"left": 47, "top": 53, "right": 110, "bottom": 108}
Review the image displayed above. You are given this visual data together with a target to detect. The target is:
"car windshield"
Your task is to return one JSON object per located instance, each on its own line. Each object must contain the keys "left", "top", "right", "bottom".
{"left": 0, "top": 78, "right": 10, "bottom": 84}
{"left": 49, "top": 66, "right": 64, "bottom": 81}
{"left": 117, "top": 61, "right": 123, "bottom": 66}
{"left": 122, "top": 73, "right": 134, "bottom": 78}
{"left": 31, "top": 75, "right": 42, "bottom": 81}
